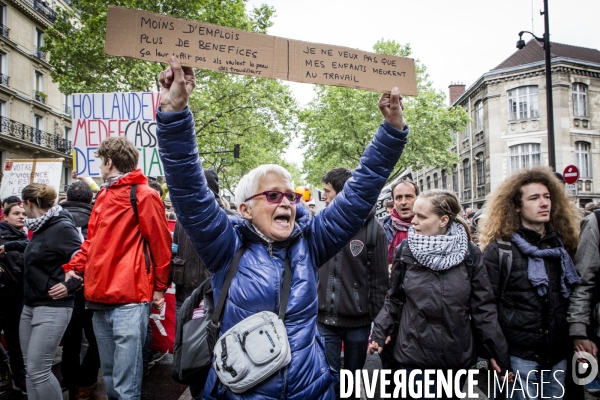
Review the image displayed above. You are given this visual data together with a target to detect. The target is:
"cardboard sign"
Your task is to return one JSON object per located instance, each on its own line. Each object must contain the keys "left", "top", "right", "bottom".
{"left": 71, "top": 92, "right": 164, "bottom": 178}
{"left": 0, "top": 159, "right": 63, "bottom": 199}
{"left": 105, "top": 6, "right": 418, "bottom": 95}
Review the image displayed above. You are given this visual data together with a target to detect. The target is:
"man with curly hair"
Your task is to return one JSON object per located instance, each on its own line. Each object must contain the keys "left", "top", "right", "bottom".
{"left": 479, "top": 167, "right": 581, "bottom": 399}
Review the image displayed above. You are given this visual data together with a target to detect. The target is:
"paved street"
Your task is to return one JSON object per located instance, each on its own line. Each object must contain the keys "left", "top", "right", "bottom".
{"left": 0, "top": 351, "right": 595, "bottom": 400}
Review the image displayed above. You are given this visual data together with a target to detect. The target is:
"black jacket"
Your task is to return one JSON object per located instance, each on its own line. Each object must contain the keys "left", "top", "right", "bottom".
{"left": 317, "top": 212, "right": 389, "bottom": 327}
{"left": 373, "top": 241, "right": 511, "bottom": 372}
{"left": 0, "top": 222, "right": 26, "bottom": 297}
{"left": 484, "top": 225, "right": 570, "bottom": 366}
{"left": 61, "top": 200, "right": 92, "bottom": 239}
{"left": 5, "top": 210, "right": 82, "bottom": 308}
{"left": 61, "top": 200, "right": 92, "bottom": 310}
{"left": 171, "top": 220, "right": 210, "bottom": 304}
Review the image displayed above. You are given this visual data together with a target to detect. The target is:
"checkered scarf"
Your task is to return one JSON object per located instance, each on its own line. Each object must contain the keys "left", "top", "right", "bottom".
{"left": 407, "top": 221, "right": 469, "bottom": 271}
{"left": 102, "top": 172, "right": 127, "bottom": 188}
{"left": 24, "top": 205, "right": 63, "bottom": 233}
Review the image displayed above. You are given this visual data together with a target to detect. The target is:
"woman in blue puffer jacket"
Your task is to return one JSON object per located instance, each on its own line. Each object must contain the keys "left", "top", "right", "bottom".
{"left": 156, "top": 56, "right": 409, "bottom": 400}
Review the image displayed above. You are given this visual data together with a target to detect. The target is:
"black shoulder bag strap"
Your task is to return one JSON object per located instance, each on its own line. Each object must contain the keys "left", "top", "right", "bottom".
{"left": 212, "top": 247, "right": 246, "bottom": 327}
{"left": 212, "top": 249, "right": 292, "bottom": 326}
{"left": 496, "top": 239, "right": 513, "bottom": 298}
{"left": 130, "top": 184, "right": 152, "bottom": 274}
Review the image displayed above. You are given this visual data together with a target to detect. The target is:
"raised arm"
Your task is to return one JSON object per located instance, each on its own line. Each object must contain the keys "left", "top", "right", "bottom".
{"left": 308, "top": 89, "right": 409, "bottom": 266}
{"left": 156, "top": 56, "right": 239, "bottom": 272}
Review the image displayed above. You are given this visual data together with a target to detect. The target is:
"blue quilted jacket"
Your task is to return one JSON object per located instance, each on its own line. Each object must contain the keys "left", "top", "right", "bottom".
{"left": 157, "top": 108, "right": 408, "bottom": 400}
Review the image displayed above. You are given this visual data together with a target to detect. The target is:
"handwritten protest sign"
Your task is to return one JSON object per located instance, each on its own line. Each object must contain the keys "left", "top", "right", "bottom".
{"left": 0, "top": 159, "right": 63, "bottom": 199}
{"left": 105, "top": 6, "right": 418, "bottom": 95}
{"left": 71, "top": 92, "right": 164, "bottom": 178}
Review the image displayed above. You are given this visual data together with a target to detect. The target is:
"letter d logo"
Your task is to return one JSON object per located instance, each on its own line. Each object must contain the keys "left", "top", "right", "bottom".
{"left": 572, "top": 351, "right": 598, "bottom": 385}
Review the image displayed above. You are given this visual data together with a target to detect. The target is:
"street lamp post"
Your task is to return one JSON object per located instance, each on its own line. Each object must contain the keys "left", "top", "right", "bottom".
{"left": 516, "top": 0, "right": 555, "bottom": 171}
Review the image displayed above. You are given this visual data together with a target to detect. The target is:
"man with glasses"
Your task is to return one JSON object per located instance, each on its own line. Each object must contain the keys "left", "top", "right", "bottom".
{"left": 318, "top": 167, "right": 389, "bottom": 397}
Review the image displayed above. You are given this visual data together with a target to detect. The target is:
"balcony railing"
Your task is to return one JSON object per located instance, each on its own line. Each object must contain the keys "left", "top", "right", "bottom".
{"left": 0, "top": 116, "right": 72, "bottom": 154}
{"left": 0, "top": 73, "right": 8, "bottom": 86}
{"left": 21, "top": 0, "right": 57, "bottom": 23}
{"left": 33, "top": 90, "right": 46, "bottom": 104}
{"left": 0, "top": 25, "right": 9, "bottom": 39}
{"left": 64, "top": 105, "right": 71, "bottom": 115}
{"left": 33, "top": 45, "right": 46, "bottom": 61}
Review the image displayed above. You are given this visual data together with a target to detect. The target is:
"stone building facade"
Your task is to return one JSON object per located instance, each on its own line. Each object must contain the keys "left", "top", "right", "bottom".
{"left": 415, "top": 39, "right": 600, "bottom": 210}
{"left": 0, "top": 0, "right": 73, "bottom": 193}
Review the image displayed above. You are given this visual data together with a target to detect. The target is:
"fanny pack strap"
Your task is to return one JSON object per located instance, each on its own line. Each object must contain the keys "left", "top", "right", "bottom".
{"left": 212, "top": 248, "right": 292, "bottom": 327}
{"left": 279, "top": 258, "right": 292, "bottom": 320}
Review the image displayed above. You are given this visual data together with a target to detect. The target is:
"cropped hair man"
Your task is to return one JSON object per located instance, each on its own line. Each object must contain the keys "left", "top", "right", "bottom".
{"left": 380, "top": 177, "right": 419, "bottom": 264}
{"left": 318, "top": 167, "right": 388, "bottom": 396}
{"left": 63, "top": 136, "right": 171, "bottom": 400}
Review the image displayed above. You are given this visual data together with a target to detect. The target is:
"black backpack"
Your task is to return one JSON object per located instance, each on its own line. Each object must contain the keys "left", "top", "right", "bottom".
{"left": 171, "top": 248, "right": 245, "bottom": 386}
{"left": 172, "top": 278, "right": 215, "bottom": 386}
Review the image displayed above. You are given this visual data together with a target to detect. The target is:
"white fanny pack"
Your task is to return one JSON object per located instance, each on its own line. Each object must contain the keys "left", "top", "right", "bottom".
{"left": 212, "top": 255, "right": 292, "bottom": 393}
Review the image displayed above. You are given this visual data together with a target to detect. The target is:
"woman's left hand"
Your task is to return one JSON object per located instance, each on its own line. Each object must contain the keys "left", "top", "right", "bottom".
{"left": 490, "top": 358, "right": 514, "bottom": 383}
{"left": 48, "top": 283, "right": 68, "bottom": 299}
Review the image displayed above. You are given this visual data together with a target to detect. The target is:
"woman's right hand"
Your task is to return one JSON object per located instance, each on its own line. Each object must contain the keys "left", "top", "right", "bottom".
{"left": 65, "top": 270, "right": 83, "bottom": 282}
{"left": 158, "top": 56, "right": 195, "bottom": 113}
{"left": 368, "top": 336, "right": 391, "bottom": 355}
{"left": 368, "top": 341, "right": 381, "bottom": 355}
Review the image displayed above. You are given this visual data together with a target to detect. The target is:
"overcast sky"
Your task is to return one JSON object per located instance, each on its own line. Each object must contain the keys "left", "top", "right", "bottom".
{"left": 246, "top": 0, "right": 600, "bottom": 167}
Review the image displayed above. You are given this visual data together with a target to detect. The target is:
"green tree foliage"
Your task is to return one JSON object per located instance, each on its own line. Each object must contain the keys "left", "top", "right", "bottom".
{"left": 301, "top": 40, "right": 469, "bottom": 186}
{"left": 191, "top": 73, "right": 299, "bottom": 194}
{"left": 43, "top": 0, "right": 300, "bottom": 194}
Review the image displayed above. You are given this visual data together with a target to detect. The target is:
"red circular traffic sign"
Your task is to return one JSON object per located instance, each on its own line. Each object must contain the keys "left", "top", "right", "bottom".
{"left": 563, "top": 165, "right": 579, "bottom": 185}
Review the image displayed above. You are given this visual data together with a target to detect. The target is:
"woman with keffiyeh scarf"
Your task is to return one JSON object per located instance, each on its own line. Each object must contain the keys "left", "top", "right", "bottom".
{"left": 1, "top": 184, "right": 82, "bottom": 399}
{"left": 370, "top": 189, "right": 512, "bottom": 399}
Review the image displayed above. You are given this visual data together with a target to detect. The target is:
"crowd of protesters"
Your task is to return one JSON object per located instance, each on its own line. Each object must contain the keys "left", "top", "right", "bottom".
{"left": 0, "top": 55, "right": 596, "bottom": 400}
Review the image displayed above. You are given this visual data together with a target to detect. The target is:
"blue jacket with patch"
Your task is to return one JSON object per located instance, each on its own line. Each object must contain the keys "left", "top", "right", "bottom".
{"left": 157, "top": 107, "right": 408, "bottom": 400}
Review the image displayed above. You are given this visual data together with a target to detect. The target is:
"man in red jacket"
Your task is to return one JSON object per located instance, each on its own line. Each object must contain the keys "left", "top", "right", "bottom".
{"left": 64, "top": 136, "right": 171, "bottom": 400}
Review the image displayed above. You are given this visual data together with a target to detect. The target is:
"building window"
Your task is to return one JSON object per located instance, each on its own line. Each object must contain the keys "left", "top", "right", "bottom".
{"left": 419, "top": 179, "right": 424, "bottom": 193}
{"left": 34, "top": 71, "right": 43, "bottom": 92}
{"left": 426, "top": 176, "right": 431, "bottom": 190}
{"left": 462, "top": 159, "right": 471, "bottom": 190}
{"left": 508, "top": 86, "right": 539, "bottom": 120}
{"left": 33, "top": 114, "right": 43, "bottom": 131}
{"left": 575, "top": 141, "right": 591, "bottom": 178}
{"left": 64, "top": 126, "right": 71, "bottom": 140}
{"left": 0, "top": 100, "right": 5, "bottom": 117}
{"left": 64, "top": 94, "right": 71, "bottom": 114}
{"left": 452, "top": 165, "right": 458, "bottom": 192}
{"left": 0, "top": 4, "right": 7, "bottom": 39}
{"left": 510, "top": 143, "right": 541, "bottom": 171}
{"left": 0, "top": 52, "right": 6, "bottom": 85}
{"left": 462, "top": 122, "right": 470, "bottom": 141}
{"left": 33, "top": 114, "right": 43, "bottom": 144}
{"left": 476, "top": 153, "right": 485, "bottom": 186}
{"left": 433, "top": 173, "right": 439, "bottom": 189}
{"left": 573, "top": 83, "right": 587, "bottom": 117}
{"left": 441, "top": 169, "right": 447, "bottom": 189}
{"left": 475, "top": 101, "right": 483, "bottom": 132}
{"left": 34, "top": 28, "right": 45, "bottom": 60}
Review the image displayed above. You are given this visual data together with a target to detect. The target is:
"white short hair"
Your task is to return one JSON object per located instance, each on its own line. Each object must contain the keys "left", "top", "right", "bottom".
{"left": 234, "top": 164, "right": 294, "bottom": 208}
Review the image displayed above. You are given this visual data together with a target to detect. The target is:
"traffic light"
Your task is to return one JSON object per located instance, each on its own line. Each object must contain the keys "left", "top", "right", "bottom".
{"left": 233, "top": 144, "right": 240, "bottom": 159}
